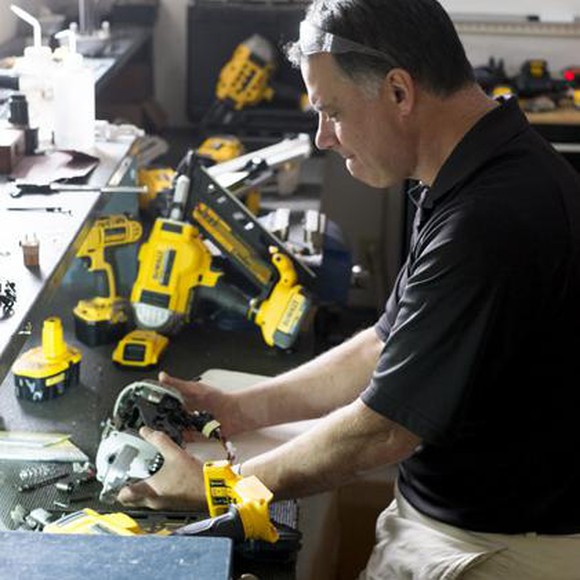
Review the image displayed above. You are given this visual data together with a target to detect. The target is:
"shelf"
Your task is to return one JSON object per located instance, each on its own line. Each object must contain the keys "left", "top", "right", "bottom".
{"left": 451, "top": 14, "right": 580, "bottom": 38}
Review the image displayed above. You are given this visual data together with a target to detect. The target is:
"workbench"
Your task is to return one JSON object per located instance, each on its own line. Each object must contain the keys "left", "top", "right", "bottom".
{"left": 0, "top": 282, "right": 315, "bottom": 578}
{"left": 0, "top": 138, "right": 136, "bottom": 383}
{"left": 0, "top": 269, "right": 391, "bottom": 579}
{"left": 0, "top": 129, "right": 325, "bottom": 577}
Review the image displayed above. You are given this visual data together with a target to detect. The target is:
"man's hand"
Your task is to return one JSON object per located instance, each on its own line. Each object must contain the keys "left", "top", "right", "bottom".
{"left": 116, "top": 426, "right": 206, "bottom": 510}
{"left": 158, "top": 371, "right": 243, "bottom": 437}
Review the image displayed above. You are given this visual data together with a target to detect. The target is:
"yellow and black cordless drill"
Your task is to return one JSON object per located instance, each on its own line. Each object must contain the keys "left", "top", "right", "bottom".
{"left": 73, "top": 215, "right": 143, "bottom": 346}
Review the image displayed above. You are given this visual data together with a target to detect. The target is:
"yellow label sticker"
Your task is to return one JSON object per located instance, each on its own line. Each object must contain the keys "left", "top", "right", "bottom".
{"left": 279, "top": 294, "right": 306, "bottom": 334}
{"left": 46, "top": 373, "right": 65, "bottom": 387}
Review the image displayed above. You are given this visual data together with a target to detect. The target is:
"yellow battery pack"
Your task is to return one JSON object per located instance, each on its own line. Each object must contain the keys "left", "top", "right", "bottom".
{"left": 12, "top": 317, "right": 82, "bottom": 402}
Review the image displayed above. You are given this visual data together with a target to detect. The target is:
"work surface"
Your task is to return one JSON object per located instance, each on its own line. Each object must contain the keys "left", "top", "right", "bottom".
{"left": 0, "top": 277, "right": 318, "bottom": 577}
{"left": 0, "top": 292, "right": 315, "bottom": 455}
{"left": 0, "top": 139, "right": 135, "bottom": 382}
{"left": 0, "top": 531, "right": 232, "bottom": 580}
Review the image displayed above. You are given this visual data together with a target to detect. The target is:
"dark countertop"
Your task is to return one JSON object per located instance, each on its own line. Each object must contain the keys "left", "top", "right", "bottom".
{"left": 0, "top": 279, "right": 316, "bottom": 457}
{"left": 0, "top": 139, "right": 135, "bottom": 383}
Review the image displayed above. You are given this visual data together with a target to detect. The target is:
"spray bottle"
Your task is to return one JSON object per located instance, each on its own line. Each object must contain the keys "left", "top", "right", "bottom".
{"left": 10, "top": 4, "right": 56, "bottom": 146}
{"left": 52, "top": 27, "right": 96, "bottom": 152}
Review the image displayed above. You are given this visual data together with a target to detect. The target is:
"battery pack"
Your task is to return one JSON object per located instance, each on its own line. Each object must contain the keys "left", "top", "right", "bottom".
{"left": 13, "top": 359, "right": 81, "bottom": 402}
{"left": 73, "top": 297, "right": 130, "bottom": 346}
{"left": 12, "top": 317, "right": 82, "bottom": 402}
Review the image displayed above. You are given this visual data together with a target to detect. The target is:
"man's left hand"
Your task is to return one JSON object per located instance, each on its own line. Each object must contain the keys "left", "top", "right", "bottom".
{"left": 117, "top": 426, "right": 206, "bottom": 510}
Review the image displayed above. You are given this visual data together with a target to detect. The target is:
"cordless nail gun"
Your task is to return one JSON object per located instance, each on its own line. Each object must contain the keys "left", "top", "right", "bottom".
{"left": 129, "top": 136, "right": 316, "bottom": 349}
{"left": 200, "top": 34, "right": 307, "bottom": 135}
{"left": 201, "top": 34, "right": 276, "bottom": 133}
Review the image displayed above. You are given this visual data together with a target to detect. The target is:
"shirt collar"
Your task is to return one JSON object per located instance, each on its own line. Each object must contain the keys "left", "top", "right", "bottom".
{"left": 420, "top": 96, "right": 529, "bottom": 210}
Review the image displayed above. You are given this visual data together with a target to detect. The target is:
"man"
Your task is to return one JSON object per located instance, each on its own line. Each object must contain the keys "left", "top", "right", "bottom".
{"left": 119, "top": 0, "right": 580, "bottom": 577}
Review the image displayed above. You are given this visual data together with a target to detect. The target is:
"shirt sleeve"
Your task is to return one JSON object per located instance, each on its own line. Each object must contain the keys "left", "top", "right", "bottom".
{"left": 362, "top": 200, "right": 515, "bottom": 445}
{"left": 374, "top": 266, "right": 407, "bottom": 341}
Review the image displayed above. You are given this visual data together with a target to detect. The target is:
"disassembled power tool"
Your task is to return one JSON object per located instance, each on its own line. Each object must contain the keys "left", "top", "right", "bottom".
{"left": 95, "top": 379, "right": 235, "bottom": 503}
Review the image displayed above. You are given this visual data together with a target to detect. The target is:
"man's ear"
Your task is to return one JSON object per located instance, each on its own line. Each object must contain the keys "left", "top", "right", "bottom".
{"left": 383, "top": 69, "right": 415, "bottom": 115}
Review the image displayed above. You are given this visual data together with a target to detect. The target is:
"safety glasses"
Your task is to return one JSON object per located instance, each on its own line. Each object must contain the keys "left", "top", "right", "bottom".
{"left": 299, "top": 20, "right": 397, "bottom": 66}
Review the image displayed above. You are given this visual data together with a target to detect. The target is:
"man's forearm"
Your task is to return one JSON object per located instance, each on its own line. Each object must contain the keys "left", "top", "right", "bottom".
{"left": 231, "top": 327, "right": 384, "bottom": 432}
{"left": 241, "top": 399, "right": 421, "bottom": 499}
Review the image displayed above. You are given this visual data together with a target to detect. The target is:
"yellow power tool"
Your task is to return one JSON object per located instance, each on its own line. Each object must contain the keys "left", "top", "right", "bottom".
{"left": 129, "top": 174, "right": 222, "bottom": 335}
{"left": 137, "top": 166, "right": 176, "bottom": 213}
{"left": 200, "top": 460, "right": 278, "bottom": 542}
{"left": 12, "top": 317, "right": 82, "bottom": 402}
{"left": 197, "top": 135, "right": 245, "bottom": 165}
{"left": 43, "top": 463, "right": 279, "bottom": 544}
{"left": 73, "top": 215, "right": 143, "bottom": 346}
{"left": 188, "top": 166, "right": 314, "bottom": 349}
{"left": 201, "top": 34, "right": 276, "bottom": 132}
{"left": 130, "top": 161, "right": 314, "bottom": 349}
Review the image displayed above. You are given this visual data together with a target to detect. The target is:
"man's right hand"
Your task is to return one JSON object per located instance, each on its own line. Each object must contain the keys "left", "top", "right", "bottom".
{"left": 158, "top": 371, "right": 243, "bottom": 438}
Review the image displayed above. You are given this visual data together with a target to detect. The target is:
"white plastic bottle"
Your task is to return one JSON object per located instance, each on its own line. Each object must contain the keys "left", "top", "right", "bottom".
{"left": 53, "top": 30, "right": 95, "bottom": 151}
{"left": 14, "top": 46, "right": 56, "bottom": 146}
{"left": 10, "top": 5, "right": 56, "bottom": 146}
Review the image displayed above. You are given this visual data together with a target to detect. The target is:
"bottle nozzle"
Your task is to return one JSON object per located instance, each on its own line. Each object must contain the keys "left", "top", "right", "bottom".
{"left": 55, "top": 28, "right": 78, "bottom": 55}
{"left": 10, "top": 4, "right": 42, "bottom": 49}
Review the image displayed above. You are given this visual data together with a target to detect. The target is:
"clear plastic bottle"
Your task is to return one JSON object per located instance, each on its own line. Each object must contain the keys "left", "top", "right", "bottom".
{"left": 14, "top": 45, "right": 56, "bottom": 146}
{"left": 53, "top": 33, "right": 95, "bottom": 152}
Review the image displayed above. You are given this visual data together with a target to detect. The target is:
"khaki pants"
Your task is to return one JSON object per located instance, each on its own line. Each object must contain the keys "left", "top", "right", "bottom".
{"left": 360, "top": 485, "right": 580, "bottom": 580}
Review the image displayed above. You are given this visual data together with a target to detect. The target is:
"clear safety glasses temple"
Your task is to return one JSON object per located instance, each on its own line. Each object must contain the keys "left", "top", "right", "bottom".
{"left": 298, "top": 20, "right": 398, "bottom": 66}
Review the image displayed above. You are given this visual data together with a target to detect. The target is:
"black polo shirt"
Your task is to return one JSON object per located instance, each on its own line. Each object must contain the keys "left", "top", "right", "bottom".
{"left": 361, "top": 97, "right": 580, "bottom": 534}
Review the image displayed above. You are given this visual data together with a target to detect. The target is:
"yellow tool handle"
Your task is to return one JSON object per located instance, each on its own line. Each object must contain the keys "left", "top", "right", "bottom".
{"left": 203, "top": 460, "right": 279, "bottom": 543}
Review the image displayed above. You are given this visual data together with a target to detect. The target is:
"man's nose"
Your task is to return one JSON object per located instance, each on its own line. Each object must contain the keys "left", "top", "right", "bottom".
{"left": 315, "top": 115, "right": 338, "bottom": 150}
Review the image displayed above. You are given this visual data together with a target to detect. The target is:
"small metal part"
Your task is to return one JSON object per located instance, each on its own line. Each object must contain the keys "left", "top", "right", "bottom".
{"left": 12, "top": 506, "right": 55, "bottom": 531}
{"left": 55, "top": 480, "right": 76, "bottom": 493}
{"left": 10, "top": 504, "right": 28, "bottom": 528}
{"left": 53, "top": 500, "right": 70, "bottom": 509}
{"left": 19, "top": 463, "right": 54, "bottom": 483}
{"left": 0, "top": 280, "right": 16, "bottom": 318}
{"left": 17, "top": 464, "right": 70, "bottom": 492}
{"left": 19, "top": 472, "right": 69, "bottom": 492}
{"left": 8, "top": 207, "right": 72, "bottom": 215}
